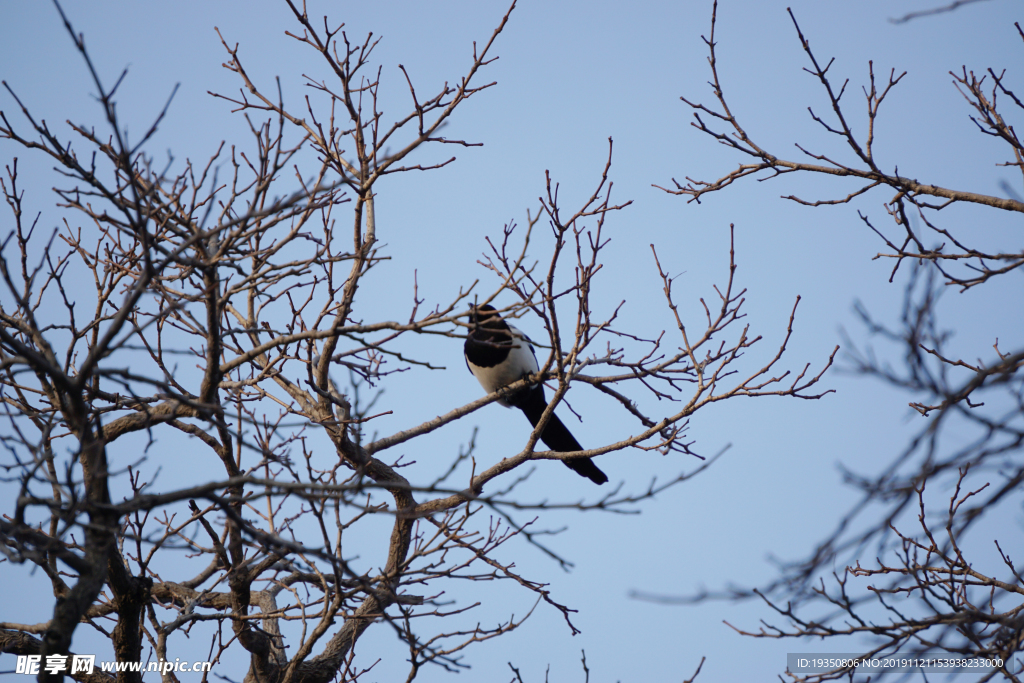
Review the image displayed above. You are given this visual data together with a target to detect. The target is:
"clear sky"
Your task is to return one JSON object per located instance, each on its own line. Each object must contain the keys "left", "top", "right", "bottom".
{"left": 1, "top": 0, "right": 1021, "bottom": 680}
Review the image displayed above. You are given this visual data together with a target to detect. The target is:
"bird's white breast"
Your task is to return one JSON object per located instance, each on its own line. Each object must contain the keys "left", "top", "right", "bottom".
{"left": 469, "top": 327, "right": 538, "bottom": 407}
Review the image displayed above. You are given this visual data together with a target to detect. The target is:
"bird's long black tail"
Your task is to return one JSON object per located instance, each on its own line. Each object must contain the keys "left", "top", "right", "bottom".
{"left": 516, "top": 387, "right": 608, "bottom": 485}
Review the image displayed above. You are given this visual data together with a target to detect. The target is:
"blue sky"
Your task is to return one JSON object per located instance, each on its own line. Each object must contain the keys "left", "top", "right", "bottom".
{"left": 2, "top": 0, "right": 1021, "bottom": 680}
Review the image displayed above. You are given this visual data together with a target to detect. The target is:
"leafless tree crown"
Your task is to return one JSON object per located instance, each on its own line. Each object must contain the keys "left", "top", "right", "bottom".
{"left": 650, "top": 2, "right": 1024, "bottom": 680}
{"left": 0, "top": 2, "right": 834, "bottom": 681}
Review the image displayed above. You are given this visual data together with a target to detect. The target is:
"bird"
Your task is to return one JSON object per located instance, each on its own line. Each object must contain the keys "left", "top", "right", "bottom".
{"left": 464, "top": 304, "right": 608, "bottom": 485}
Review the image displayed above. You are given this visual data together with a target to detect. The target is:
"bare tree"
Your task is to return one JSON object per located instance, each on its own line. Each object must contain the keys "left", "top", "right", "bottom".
{"left": 655, "top": 1, "right": 1024, "bottom": 680}
{"left": 0, "top": 2, "right": 835, "bottom": 681}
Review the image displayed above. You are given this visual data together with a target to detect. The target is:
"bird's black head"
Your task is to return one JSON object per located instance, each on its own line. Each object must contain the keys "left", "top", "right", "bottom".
{"left": 469, "top": 303, "right": 499, "bottom": 326}
{"left": 468, "top": 304, "right": 511, "bottom": 340}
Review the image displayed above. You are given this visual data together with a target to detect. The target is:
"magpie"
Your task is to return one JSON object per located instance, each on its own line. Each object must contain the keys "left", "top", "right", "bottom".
{"left": 464, "top": 304, "right": 608, "bottom": 485}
